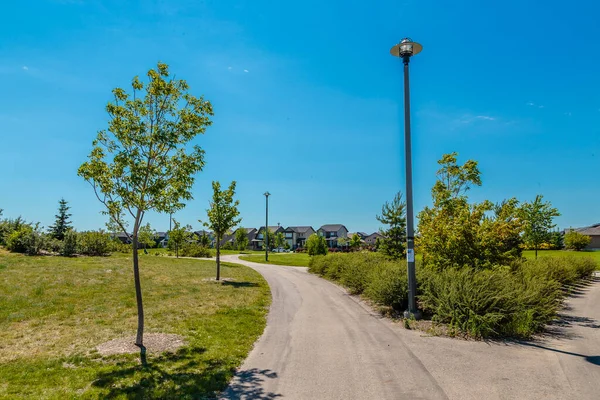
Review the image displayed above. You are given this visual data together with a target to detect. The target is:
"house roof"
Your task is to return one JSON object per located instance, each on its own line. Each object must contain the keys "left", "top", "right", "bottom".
{"left": 194, "top": 230, "right": 213, "bottom": 236}
{"left": 156, "top": 232, "right": 167, "bottom": 238}
{"left": 574, "top": 223, "right": 600, "bottom": 236}
{"left": 319, "top": 224, "right": 347, "bottom": 232}
{"left": 365, "top": 232, "right": 383, "bottom": 239}
{"left": 285, "top": 226, "right": 314, "bottom": 233}
{"left": 347, "top": 232, "right": 368, "bottom": 239}
{"left": 258, "top": 226, "right": 284, "bottom": 233}
{"left": 245, "top": 228, "right": 257, "bottom": 233}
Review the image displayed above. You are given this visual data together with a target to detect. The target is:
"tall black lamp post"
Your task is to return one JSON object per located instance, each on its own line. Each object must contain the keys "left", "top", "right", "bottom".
{"left": 390, "top": 38, "right": 422, "bottom": 319}
{"left": 264, "top": 192, "right": 270, "bottom": 262}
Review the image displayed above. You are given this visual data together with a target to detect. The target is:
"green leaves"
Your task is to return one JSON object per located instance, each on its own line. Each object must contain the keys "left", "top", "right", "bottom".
{"left": 204, "top": 181, "right": 242, "bottom": 242}
{"left": 418, "top": 153, "right": 524, "bottom": 270}
{"left": 78, "top": 62, "right": 213, "bottom": 234}
{"left": 306, "top": 234, "right": 328, "bottom": 256}
{"left": 520, "top": 195, "right": 560, "bottom": 255}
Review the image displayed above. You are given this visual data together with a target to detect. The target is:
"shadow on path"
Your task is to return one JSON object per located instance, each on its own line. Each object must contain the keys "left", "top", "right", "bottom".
{"left": 220, "top": 368, "right": 282, "bottom": 399}
{"left": 515, "top": 341, "right": 600, "bottom": 366}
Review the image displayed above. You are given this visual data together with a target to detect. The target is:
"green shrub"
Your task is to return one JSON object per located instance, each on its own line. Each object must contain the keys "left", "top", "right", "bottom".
{"left": 61, "top": 230, "right": 78, "bottom": 257}
{"left": 0, "top": 216, "right": 28, "bottom": 246}
{"left": 308, "top": 253, "right": 346, "bottom": 280}
{"left": 6, "top": 226, "right": 33, "bottom": 254}
{"left": 564, "top": 231, "right": 591, "bottom": 251}
{"left": 78, "top": 231, "right": 111, "bottom": 256}
{"left": 46, "top": 237, "right": 63, "bottom": 254}
{"left": 306, "top": 234, "right": 328, "bottom": 256}
{"left": 309, "top": 252, "right": 404, "bottom": 302}
{"left": 181, "top": 243, "right": 213, "bottom": 258}
{"left": 419, "top": 266, "right": 562, "bottom": 338}
{"left": 337, "top": 253, "right": 378, "bottom": 294}
{"left": 364, "top": 260, "right": 408, "bottom": 311}
{"left": 517, "top": 256, "right": 596, "bottom": 287}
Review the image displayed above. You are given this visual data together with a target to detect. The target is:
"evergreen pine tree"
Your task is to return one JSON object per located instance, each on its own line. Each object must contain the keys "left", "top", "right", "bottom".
{"left": 376, "top": 192, "right": 407, "bottom": 259}
{"left": 48, "top": 198, "right": 72, "bottom": 240}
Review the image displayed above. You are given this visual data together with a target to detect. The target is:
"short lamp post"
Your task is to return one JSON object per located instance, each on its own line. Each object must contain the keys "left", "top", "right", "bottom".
{"left": 390, "top": 38, "right": 422, "bottom": 319}
{"left": 264, "top": 191, "right": 270, "bottom": 262}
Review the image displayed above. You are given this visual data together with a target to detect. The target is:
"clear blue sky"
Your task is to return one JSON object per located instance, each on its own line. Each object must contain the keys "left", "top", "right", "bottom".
{"left": 1, "top": 0, "right": 599, "bottom": 233}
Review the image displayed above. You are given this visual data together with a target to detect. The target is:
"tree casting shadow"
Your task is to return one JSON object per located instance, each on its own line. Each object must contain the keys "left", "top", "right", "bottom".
{"left": 220, "top": 368, "right": 282, "bottom": 399}
{"left": 92, "top": 346, "right": 238, "bottom": 399}
{"left": 222, "top": 281, "right": 259, "bottom": 288}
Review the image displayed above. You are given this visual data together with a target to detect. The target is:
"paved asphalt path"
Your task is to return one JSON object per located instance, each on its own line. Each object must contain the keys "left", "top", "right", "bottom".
{"left": 220, "top": 255, "right": 600, "bottom": 400}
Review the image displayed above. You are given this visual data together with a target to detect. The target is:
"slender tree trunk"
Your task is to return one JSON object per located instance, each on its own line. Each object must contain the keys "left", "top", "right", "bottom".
{"left": 133, "top": 235, "right": 145, "bottom": 347}
{"left": 535, "top": 246, "right": 538, "bottom": 259}
{"left": 216, "top": 237, "right": 221, "bottom": 281}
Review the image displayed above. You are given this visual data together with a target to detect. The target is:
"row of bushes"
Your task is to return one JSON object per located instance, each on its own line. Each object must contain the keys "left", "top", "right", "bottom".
{"left": 5, "top": 227, "right": 115, "bottom": 256}
{"left": 308, "top": 252, "right": 597, "bottom": 338}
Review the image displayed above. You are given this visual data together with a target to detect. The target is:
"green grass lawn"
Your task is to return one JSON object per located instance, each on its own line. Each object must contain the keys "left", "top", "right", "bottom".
{"left": 219, "top": 249, "right": 264, "bottom": 256}
{"left": 523, "top": 249, "right": 600, "bottom": 262}
{"left": 239, "top": 253, "right": 311, "bottom": 267}
{"left": 0, "top": 249, "right": 270, "bottom": 399}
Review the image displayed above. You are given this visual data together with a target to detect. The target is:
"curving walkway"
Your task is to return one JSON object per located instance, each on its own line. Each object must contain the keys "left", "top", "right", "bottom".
{"left": 221, "top": 256, "right": 600, "bottom": 400}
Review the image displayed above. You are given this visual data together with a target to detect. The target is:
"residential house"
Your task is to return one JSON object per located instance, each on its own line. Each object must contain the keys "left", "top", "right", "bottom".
{"left": 364, "top": 232, "right": 383, "bottom": 246}
{"left": 317, "top": 224, "right": 349, "bottom": 248}
{"left": 567, "top": 224, "right": 600, "bottom": 250}
{"left": 112, "top": 232, "right": 131, "bottom": 244}
{"left": 252, "top": 226, "right": 285, "bottom": 250}
{"left": 283, "top": 226, "right": 316, "bottom": 249}
{"left": 155, "top": 232, "right": 168, "bottom": 247}
{"left": 245, "top": 228, "right": 258, "bottom": 248}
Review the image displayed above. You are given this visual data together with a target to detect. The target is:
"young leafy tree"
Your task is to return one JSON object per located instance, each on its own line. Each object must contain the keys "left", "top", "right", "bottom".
{"left": 564, "top": 230, "right": 591, "bottom": 251}
{"left": 550, "top": 230, "right": 564, "bottom": 250}
{"left": 203, "top": 181, "right": 241, "bottom": 280}
{"left": 349, "top": 233, "right": 362, "bottom": 250}
{"left": 198, "top": 231, "right": 211, "bottom": 247}
{"left": 275, "top": 231, "right": 286, "bottom": 250}
{"left": 337, "top": 236, "right": 349, "bottom": 249}
{"left": 234, "top": 227, "right": 249, "bottom": 251}
{"left": 138, "top": 223, "right": 157, "bottom": 250}
{"left": 168, "top": 220, "right": 191, "bottom": 258}
{"left": 306, "top": 233, "right": 328, "bottom": 256}
{"left": 78, "top": 62, "right": 213, "bottom": 352}
{"left": 48, "top": 198, "right": 72, "bottom": 240}
{"left": 376, "top": 192, "right": 407, "bottom": 259}
{"left": 261, "top": 229, "right": 276, "bottom": 251}
{"left": 418, "top": 153, "right": 523, "bottom": 270}
{"left": 520, "top": 195, "right": 560, "bottom": 258}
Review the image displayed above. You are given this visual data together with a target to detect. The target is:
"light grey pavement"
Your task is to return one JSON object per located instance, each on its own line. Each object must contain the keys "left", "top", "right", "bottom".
{"left": 220, "top": 256, "right": 600, "bottom": 400}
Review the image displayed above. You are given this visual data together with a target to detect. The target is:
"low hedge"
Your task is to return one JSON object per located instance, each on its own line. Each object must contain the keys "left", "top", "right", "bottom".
{"left": 309, "top": 253, "right": 411, "bottom": 309}
{"left": 309, "top": 252, "right": 597, "bottom": 338}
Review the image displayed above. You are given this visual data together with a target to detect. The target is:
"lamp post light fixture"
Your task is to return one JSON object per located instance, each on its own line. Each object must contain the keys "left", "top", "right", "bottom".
{"left": 264, "top": 191, "right": 270, "bottom": 262}
{"left": 390, "top": 37, "right": 422, "bottom": 319}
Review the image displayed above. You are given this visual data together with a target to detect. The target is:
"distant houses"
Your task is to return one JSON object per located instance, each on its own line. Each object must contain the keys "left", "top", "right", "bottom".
{"left": 317, "top": 224, "right": 349, "bottom": 248}
{"left": 111, "top": 223, "right": 383, "bottom": 250}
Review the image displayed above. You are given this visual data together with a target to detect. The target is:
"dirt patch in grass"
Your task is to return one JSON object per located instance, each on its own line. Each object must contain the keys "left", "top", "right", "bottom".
{"left": 96, "top": 333, "right": 186, "bottom": 356}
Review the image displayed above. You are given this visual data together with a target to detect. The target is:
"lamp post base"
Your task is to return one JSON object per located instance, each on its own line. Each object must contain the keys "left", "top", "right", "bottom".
{"left": 403, "top": 309, "right": 422, "bottom": 320}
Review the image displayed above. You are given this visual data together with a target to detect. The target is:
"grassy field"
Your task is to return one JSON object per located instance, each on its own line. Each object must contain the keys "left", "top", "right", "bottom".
{"left": 141, "top": 248, "right": 264, "bottom": 257}
{"left": 523, "top": 249, "right": 600, "bottom": 262}
{"left": 0, "top": 249, "right": 270, "bottom": 399}
{"left": 239, "top": 253, "right": 311, "bottom": 267}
